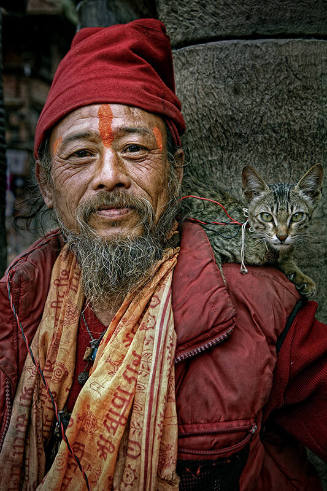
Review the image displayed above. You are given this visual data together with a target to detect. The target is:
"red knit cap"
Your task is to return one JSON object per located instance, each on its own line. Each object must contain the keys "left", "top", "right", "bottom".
{"left": 34, "top": 18, "right": 185, "bottom": 157}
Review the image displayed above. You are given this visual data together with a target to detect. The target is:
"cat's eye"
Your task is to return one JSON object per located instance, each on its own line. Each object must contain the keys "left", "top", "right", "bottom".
{"left": 292, "top": 212, "right": 305, "bottom": 222}
{"left": 259, "top": 212, "right": 273, "bottom": 222}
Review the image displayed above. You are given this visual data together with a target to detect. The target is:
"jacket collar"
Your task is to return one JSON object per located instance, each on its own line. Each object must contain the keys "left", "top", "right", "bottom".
{"left": 172, "top": 222, "right": 236, "bottom": 363}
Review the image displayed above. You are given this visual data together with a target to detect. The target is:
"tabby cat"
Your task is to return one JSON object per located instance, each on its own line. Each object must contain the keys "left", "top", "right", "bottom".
{"left": 181, "top": 164, "right": 323, "bottom": 297}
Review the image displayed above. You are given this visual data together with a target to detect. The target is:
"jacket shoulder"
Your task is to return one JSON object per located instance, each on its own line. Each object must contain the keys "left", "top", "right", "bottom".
{"left": 3, "top": 229, "right": 63, "bottom": 283}
{"left": 222, "top": 263, "right": 301, "bottom": 341}
{"left": 174, "top": 221, "right": 301, "bottom": 352}
{"left": 0, "top": 230, "right": 63, "bottom": 382}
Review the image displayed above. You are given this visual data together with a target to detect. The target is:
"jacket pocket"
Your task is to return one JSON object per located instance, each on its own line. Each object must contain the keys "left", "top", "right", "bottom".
{"left": 178, "top": 420, "right": 257, "bottom": 460}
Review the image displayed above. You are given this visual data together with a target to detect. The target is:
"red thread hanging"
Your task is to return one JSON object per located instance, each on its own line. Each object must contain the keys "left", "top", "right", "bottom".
{"left": 180, "top": 195, "right": 243, "bottom": 226}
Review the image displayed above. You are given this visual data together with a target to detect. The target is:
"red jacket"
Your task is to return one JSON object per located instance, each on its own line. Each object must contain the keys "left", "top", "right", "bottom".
{"left": 0, "top": 222, "right": 326, "bottom": 489}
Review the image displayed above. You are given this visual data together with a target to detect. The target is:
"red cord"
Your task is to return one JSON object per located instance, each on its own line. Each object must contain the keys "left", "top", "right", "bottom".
{"left": 180, "top": 195, "right": 243, "bottom": 226}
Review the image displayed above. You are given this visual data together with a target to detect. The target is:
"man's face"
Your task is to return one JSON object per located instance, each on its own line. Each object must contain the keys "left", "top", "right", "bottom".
{"left": 41, "top": 103, "right": 172, "bottom": 239}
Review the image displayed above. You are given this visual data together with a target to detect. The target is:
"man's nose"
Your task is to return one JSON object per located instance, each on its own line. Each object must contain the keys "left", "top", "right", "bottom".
{"left": 91, "top": 149, "right": 132, "bottom": 191}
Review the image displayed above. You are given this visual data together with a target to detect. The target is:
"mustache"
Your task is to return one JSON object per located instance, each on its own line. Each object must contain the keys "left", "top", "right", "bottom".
{"left": 75, "top": 190, "right": 155, "bottom": 228}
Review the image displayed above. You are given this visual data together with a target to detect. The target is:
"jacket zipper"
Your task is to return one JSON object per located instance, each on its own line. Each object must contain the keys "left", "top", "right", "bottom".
{"left": 0, "top": 376, "right": 13, "bottom": 452}
{"left": 178, "top": 423, "right": 257, "bottom": 456}
{"left": 175, "top": 326, "right": 234, "bottom": 364}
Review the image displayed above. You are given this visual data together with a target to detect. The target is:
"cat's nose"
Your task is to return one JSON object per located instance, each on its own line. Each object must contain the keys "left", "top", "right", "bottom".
{"left": 277, "top": 234, "right": 288, "bottom": 242}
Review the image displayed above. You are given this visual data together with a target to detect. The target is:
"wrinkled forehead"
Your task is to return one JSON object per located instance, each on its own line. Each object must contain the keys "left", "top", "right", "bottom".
{"left": 49, "top": 103, "right": 167, "bottom": 149}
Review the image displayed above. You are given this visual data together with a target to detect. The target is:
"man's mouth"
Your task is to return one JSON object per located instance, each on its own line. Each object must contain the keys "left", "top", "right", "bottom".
{"left": 95, "top": 206, "right": 133, "bottom": 218}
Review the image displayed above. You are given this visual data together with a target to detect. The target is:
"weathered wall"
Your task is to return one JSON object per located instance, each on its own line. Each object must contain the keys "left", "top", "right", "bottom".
{"left": 156, "top": 1, "right": 327, "bottom": 322}
{"left": 157, "top": 0, "right": 327, "bottom": 46}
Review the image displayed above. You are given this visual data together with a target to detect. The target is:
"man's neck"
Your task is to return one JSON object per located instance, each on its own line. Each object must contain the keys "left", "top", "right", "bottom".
{"left": 92, "top": 306, "right": 117, "bottom": 327}
{"left": 88, "top": 293, "right": 125, "bottom": 326}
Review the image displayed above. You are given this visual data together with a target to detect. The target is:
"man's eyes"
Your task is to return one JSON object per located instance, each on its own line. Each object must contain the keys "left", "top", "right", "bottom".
{"left": 68, "top": 149, "right": 94, "bottom": 159}
{"left": 123, "top": 144, "right": 148, "bottom": 153}
{"left": 65, "top": 143, "right": 149, "bottom": 161}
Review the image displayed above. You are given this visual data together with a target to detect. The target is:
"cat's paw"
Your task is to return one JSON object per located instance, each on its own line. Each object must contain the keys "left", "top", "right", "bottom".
{"left": 288, "top": 272, "right": 317, "bottom": 297}
{"left": 298, "top": 281, "right": 316, "bottom": 298}
{"left": 287, "top": 273, "right": 296, "bottom": 282}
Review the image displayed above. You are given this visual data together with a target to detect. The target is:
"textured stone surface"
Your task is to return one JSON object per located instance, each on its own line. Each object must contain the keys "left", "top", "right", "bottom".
{"left": 157, "top": 0, "right": 327, "bottom": 47}
{"left": 174, "top": 39, "right": 327, "bottom": 320}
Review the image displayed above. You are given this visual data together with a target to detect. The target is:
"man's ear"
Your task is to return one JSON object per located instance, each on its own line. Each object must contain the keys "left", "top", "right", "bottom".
{"left": 35, "top": 160, "right": 54, "bottom": 208}
{"left": 173, "top": 148, "right": 184, "bottom": 185}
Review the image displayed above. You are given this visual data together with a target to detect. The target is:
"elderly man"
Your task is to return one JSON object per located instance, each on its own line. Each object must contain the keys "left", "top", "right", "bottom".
{"left": 0, "top": 18, "right": 326, "bottom": 491}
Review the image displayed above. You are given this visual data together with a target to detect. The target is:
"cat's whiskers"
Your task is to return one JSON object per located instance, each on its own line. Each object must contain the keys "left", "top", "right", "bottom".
{"left": 254, "top": 232, "right": 271, "bottom": 243}
{"left": 292, "top": 235, "right": 317, "bottom": 245}
{"left": 251, "top": 234, "right": 267, "bottom": 244}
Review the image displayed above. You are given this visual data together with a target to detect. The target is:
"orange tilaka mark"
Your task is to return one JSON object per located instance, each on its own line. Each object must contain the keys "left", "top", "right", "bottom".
{"left": 153, "top": 126, "right": 163, "bottom": 151}
{"left": 98, "top": 104, "right": 114, "bottom": 147}
{"left": 52, "top": 136, "right": 62, "bottom": 156}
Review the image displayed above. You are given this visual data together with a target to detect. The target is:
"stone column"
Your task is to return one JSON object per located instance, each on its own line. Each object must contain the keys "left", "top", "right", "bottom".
{"left": 156, "top": 0, "right": 327, "bottom": 321}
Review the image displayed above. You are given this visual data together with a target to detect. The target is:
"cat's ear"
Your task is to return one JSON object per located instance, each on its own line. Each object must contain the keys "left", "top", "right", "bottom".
{"left": 242, "top": 166, "right": 269, "bottom": 202}
{"left": 294, "top": 164, "right": 323, "bottom": 204}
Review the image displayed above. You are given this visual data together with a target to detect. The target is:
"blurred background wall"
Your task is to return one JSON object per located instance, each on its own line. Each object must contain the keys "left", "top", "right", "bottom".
{"left": 0, "top": 0, "right": 77, "bottom": 268}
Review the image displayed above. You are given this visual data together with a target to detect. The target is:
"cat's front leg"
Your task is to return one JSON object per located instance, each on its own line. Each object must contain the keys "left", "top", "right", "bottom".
{"left": 278, "top": 256, "right": 316, "bottom": 297}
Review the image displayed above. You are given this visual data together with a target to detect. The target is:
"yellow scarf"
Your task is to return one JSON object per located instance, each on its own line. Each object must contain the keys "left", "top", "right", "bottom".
{"left": 0, "top": 244, "right": 180, "bottom": 490}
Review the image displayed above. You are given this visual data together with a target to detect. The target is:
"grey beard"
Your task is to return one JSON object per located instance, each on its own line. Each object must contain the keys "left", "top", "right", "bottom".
{"left": 55, "top": 189, "right": 180, "bottom": 310}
